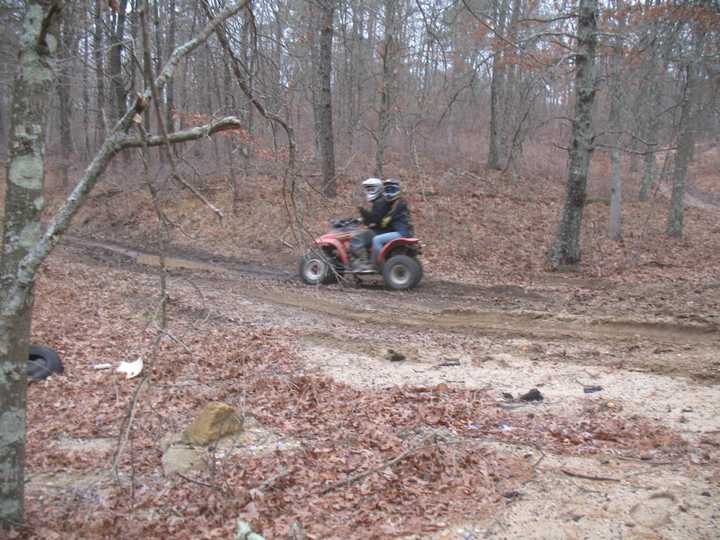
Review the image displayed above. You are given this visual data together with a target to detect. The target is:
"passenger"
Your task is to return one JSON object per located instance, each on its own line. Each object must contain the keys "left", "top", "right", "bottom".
{"left": 370, "top": 178, "right": 413, "bottom": 267}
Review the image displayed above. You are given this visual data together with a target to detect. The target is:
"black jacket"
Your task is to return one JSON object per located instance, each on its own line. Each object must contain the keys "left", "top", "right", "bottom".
{"left": 359, "top": 197, "right": 391, "bottom": 232}
{"left": 380, "top": 198, "right": 413, "bottom": 237}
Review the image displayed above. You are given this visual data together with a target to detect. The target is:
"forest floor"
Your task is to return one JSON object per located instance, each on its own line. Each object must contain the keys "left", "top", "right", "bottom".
{"left": 8, "top": 155, "right": 720, "bottom": 539}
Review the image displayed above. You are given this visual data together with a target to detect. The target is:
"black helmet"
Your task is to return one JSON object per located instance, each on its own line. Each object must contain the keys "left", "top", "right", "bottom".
{"left": 383, "top": 178, "right": 401, "bottom": 202}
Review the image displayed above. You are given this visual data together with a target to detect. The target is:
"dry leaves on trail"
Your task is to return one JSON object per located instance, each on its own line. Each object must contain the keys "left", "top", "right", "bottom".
{"left": 24, "top": 255, "right": 697, "bottom": 539}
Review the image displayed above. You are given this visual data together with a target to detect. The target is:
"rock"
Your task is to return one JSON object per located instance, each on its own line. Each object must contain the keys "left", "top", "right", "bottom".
{"left": 519, "top": 388, "right": 543, "bottom": 402}
{"left": 236, "top": 519, "right": 265, "bottom": 540}
{"left": 161, "top": 444, "right": 207, "bottom": 476}
{"left": 629, "top": 492, "right": 676, "bottom": 528}
{"left": 386, "top": 349, "right": 406, "bottom": 362}
{"left": 182, "top": 402, "right": 243, "bottom": 446}
{"left": 235, "top": 520, "right": 252, "bottom": 539}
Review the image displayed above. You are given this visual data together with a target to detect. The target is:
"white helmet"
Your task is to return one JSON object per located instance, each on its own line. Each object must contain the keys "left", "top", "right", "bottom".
{"left": 361, "top": 177, "right": 383, "bottom": 202}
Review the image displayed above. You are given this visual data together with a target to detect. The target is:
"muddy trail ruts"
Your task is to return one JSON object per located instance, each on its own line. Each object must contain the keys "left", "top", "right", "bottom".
{"left": 60, "top": 234, "right": 720, "bottom": 358}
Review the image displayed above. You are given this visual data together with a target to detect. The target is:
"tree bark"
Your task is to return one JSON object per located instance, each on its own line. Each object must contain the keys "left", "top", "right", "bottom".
{"left": 638, "top": 0, "right": 672, "bottom": 201}
{"left": 94, "top": 0, "right": 106, "bottom": 142}
{"left": 57, "top": 5, "right": 77, "bottom": 188}
{"left": 166, "top": 0, "right": 176, "bottom": 133}
{"left": 108, "top": 0, "right": 129, "bottom": 125}
{"left": 666, "top": 4, "right": 710, "bottom": 238}
{"left": 375, "top": 0, "right": 399, "bottom": 178}
{"left": 82, "top": 8, "right": 91, "bottom": 158}
{"left": 487, "top": 0, "right": 509, "bottom": 170}
{"left": 0, "top": 1, "right": 62, "bottom": 528}
{"left": 315, "top": 0, "right": 337, "bottom": 197}
{"left": 548, "top": 0, "right": 598, "bottom": 269}
{"left": 607, "top": 0, "right": 625, "bottom": 241}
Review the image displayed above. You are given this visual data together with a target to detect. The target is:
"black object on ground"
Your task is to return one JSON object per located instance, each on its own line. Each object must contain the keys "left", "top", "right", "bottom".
{"left": 519, "top": 388, "right": 543, "bottom": 402}
{"left": 583, "top": 385, "right": 603, "bottom": 394}
{"left": 386, "top": 349, "right": 406, "bottom": 362}
{"left": 27, "top": 345, "right": 64, "bottom": 381}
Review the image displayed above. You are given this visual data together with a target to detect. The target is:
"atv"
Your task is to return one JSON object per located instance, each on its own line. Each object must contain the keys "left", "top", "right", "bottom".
{"left": 299, "top": 218, "right": 423, "bottom": 290}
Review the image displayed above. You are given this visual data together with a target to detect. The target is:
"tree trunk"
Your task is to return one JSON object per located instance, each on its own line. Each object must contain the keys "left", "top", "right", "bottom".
{"left": 83, "top": 9, "right": 91, "bottom": 158}
{"left": 94, "top": 0, "right": 106, "bottom": 142}
{"left": 315, "top": 0, "right": 336, "bottom": 197}
{"left": 57, "top": 6, "right": 78, "bottom": 188}
{"left": 666, "top": 20, "right": 706, "bottom": 238}
{"left": 638, "top": 0, "right": 665, "bottom": 201}
{"left": 487, "top": 0, "right": 509, "bottom": 170}
{"left": 607, "top": 0, "right": 625, "bottom": 241}
{"left": 166, "top": 0, "right": 176, "bottom": 133}
{"left": 548, "top": 0, "right": 598, "bottom": 269}
{"left": 0, "top": 101, "right": 4, "bottom": 152}
{"left": 108, "top": 0, "right": 129, "bottom": 125}
{"left": 1, "top": 1, "right": 61, "bottom": 528}
{"left": 375, "top": 0, "right": 399, "bottom": 177}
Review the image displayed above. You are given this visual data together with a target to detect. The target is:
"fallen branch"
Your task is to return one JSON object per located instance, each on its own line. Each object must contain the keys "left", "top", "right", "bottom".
{"left": 116, "top": 117, "right": 244, "bottom": 149}
{"left": 250, "top": 466, "right": 290, "bottom": 499}
{"left": 177, "top": 472, "right": 228, "bottom": 494}
{"left": 561, "top": 468, "right": 620, "bottom": 482}
{"left": 320, "top": 434, "right": 436, "bottom": 495}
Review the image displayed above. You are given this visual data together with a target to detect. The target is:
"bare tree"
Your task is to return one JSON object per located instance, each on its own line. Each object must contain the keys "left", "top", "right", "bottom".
{"left": 93, "top": 0, "right": 106, "bottom": 142}
{"left": 312, "top": 0, "right": 337, "bottom": 197}
{"left": 57, "top": 3, "right": 78, "bottom": 187}
{"left": 607, "top": 0, "right": 626, "bottom": 241}
{"left": 487, "top": 0, "right": 509, "bottom": 170}
{"left": 108, "top": 0, "right": 129, "bottom": 124}
{"left": 1, "top": 0, "right": 63, "bottom": 528}
{"left": 548, "top": 0, "right": 599, "bottom": 269}
{"left": 667, "top": 9, "right": 708, "bottom": 238}
{"left": 375, "top": 0, "right": 400, "bottom": 177}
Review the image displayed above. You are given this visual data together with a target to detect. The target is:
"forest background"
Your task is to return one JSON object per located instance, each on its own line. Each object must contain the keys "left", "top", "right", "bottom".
{"left": 0, "top": 0, "right": 719, "bottom": 537}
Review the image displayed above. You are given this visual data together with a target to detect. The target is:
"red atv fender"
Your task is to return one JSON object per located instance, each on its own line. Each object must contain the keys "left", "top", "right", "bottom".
{"left": 315, "top": 233, "right": 352, "bottom": 265}
{"left": 378, "top": 237, "right": 421, "bottom": 264}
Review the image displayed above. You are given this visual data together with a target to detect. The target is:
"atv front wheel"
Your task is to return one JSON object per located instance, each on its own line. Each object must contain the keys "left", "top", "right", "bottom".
{"left": 382, "top": 255, "right": 422, "bottom": 290}
{"left": 299, "top": 252, "right": 337, "bottom": 285}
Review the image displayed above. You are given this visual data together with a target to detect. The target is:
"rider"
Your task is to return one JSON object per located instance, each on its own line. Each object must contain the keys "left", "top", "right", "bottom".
{"left": 370, "top": 178, "right": 413, "bottom": 267}
{"left": 350, "top": 177, "right": 389, "bottom": 271}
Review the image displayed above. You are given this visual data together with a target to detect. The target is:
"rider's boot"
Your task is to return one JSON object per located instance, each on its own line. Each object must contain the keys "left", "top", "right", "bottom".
{"left": 351, "top": 253, "right": 372, "bottom": 272}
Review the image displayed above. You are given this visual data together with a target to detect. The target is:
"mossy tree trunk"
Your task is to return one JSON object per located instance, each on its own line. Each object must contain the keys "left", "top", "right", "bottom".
{"left": 487, "top": 0, "right": 509, "bottom": 171}
{"left": 607, "top": 0, "right": 625, "bottom": 242}
{"left": 0, "top": 0, "right": 62, "bottom": 528}
{"left": 375, "top": 0, "right": 399, "bottom": 178}
{"left": 548, "top": 0, "right": 598, "bottom": 269}
{"left": 666, "top": 19, "right": 706, "bottom": 238}
{"left": 316, "top": 0, "right": 337, "bottom": 197}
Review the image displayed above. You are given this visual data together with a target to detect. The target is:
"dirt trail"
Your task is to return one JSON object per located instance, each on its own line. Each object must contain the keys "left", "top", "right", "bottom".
{"left": 63, "top": 234, "right": 718, "bottom": 344}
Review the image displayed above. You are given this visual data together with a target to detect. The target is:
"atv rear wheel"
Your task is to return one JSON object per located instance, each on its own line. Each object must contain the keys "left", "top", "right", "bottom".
{"left": 299, "top": 251, "right": 338, "bottom": 285}
{"left": 382, "top": 255, "right": 422, "bottom": 290}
